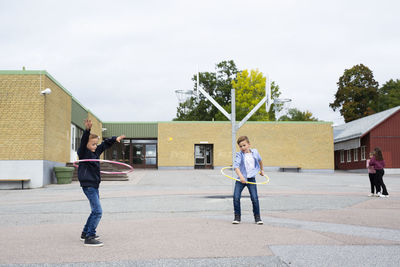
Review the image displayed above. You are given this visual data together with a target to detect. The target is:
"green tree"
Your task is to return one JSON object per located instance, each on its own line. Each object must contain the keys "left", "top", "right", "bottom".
{"left": 376, "top": 79, "right": 400, "bottom": 112}
{"left": 329, "top": 64, "right": 379, "bottom": 122}
{"left": 278, "top": 108, "right": 318, "bottom": 121}
{"left": 232, "top": 69, "right": 282, "bottom": 121}
{"left": 174, "top": 60, "right": 238, "bottom": 121}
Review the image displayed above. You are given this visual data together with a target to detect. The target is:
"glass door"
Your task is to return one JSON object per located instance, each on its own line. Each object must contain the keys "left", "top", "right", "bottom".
{"left": 145, "top": 144, "right": 157, "bottom": 167}
{"left": 132, "top": 144, "right": 145, "bottom": 168}
{"left": 122, "top": 140, "right": 131, "bottom": 165}
{"left": 194, "top": 144, "right": 213, "bottom": 169}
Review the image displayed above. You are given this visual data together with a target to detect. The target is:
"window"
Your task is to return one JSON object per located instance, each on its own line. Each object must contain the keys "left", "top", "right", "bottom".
{"left": 340, "top": 150, "right": 344, "bottom": 163}
{"left": 361, "top": 146, "right": 366, "bottom": 160}
{"left": 347, "top": 150, "right": 352, "bottom": 162}
{"left": 354, "top": 148, "right": 358, "bottom": 162}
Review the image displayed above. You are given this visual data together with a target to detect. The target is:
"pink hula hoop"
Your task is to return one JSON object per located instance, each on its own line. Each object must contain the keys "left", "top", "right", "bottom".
{"left": 73, "top": 159, "right": 134, "bottom": 175}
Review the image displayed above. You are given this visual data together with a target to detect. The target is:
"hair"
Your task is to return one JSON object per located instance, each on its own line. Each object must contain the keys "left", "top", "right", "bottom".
{"left": 374, "top": 147, "right": 384, "bottom": 161}
{"left": 89, "top": 134, "right": 99, "bottom": 140}
{"left": 237, "top": 136, "right": 250, "bottom": 145}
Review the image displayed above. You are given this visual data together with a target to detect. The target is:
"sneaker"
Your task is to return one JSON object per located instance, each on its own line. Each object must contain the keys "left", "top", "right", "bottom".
{"left": 81, "top": 232, "right": 100, "bottom": 241}
{"left": 84, "top": 236, "right": 103, "bottom": 247}
{"left": 255, "top": 215, "right": 264, "bottom": 225}
{"left": 381, "top": 194, "right": 389, "bottom": 198}
{"left": 376, "top": 192, "right": 382, "bottom": 197}
{"left": 368, "top": 193, "right": 374, "bottom": 197}
{"left": 232, "top": 215, "right": 241, "bottom": 224}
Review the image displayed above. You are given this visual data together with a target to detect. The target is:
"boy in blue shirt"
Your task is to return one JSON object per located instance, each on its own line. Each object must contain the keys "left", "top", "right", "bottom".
{"left": 232, "top": 136, "right": 264, "bottom": 225}
{"left": 78, "top": 119, "right": 125, "bottom": 246}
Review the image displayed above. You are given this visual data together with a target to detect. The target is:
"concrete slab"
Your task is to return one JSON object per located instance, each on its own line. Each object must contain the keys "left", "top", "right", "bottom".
{"left": 0, "top": 169, "right": 399, "bottom": 266}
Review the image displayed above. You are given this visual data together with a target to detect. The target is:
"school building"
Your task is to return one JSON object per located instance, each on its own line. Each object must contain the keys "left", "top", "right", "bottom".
{"left": 333, "top": 106, "right": 400, "bottom": 173}
{"left": 1, "top": 70, "right": 334, "bottom": 189}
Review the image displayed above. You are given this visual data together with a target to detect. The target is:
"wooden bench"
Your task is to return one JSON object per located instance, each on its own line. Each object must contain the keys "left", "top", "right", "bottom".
{"left": 0, "top": 178, "right": 30, "bottom": 189}
{"left": 279, "top": 166, "right": 301, "bottom": 172}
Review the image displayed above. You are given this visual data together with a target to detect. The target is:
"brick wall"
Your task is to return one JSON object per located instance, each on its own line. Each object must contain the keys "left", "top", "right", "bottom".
{"left": 158, "top": 121, "right": 334, "bottom": 170}
{"left": 43, "top": 75, "right": 72, "bottom": 163}
{"left": 0, "top": 75, "right": 45, "bottom": 160}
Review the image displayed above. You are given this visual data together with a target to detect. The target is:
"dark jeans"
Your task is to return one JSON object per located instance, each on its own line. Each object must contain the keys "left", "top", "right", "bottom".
{"left": 375, "top": 169, "right": 388, "bottom": 195}
{"left": 233, "top": 178, "right": 260, "bottom": 216}
{"left": 368, "top": 173, "right": 379, "bottom": 194}
{"left": 82, "top": 187, "right": 102, "bottom": 237}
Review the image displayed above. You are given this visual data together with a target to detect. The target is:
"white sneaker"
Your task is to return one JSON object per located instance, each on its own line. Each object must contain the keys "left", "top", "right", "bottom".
{"left": 368, "top": 193, "right": 374, "bottom": 197}
{"left": 379, "top": 194, "right": 386, "bottom": 198}
{"left": 376, "top": 192, "right": 382, "bottom": 197}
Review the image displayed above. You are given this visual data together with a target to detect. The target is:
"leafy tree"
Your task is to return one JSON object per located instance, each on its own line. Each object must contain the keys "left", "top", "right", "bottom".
{"left": 174, "top": 62, "right": 283, "bottom": 121}
{"left": 174, "top": 60, "right": 238, "bottom": 121}
{"left": 278, "top": 108, "right": 318, "bottom": 121}
{"left": 376, "top": 79, "right": 400, "bottom": 112}
{"left": 329, "top": 64, "right": 379, "bottom": 122}
{"left": 232, "top": 69, "right": 282, "bottom": 121}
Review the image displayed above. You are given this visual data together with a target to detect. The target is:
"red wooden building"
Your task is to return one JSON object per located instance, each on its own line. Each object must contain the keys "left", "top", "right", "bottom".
{"left": 333, "top": 106, "right": 400, "bottom": 173}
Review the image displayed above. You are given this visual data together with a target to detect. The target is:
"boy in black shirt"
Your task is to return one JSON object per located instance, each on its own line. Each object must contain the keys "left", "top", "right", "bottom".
{"left": 78, "top": 119, "right": 125, "bottom": 246}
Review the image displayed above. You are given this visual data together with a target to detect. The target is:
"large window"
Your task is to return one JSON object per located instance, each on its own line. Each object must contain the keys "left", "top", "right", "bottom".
{"left": 105, "top": 139, "right": 157, "bottom": 168}
{"left": 361, "top": 146, "right": 366, "bottom": 160}
{"left": 347, "top": 150, "right": 352, "bottom": 162}
{"left": 340, "top": 150, "right": 344, "bottom": 163}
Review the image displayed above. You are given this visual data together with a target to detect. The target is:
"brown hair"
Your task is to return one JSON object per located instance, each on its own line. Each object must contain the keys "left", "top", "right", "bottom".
{"left": 237, "top": 136, "right": 250, "bottom": 145}
{"left": 89, "top": 134, "right": 99, "bottom": 140}
{"left": 374, "top": 147, "right": 384, "bottom": 161}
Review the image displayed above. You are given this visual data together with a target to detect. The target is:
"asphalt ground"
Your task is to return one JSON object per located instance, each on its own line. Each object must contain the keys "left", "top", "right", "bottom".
{"left": 0, "top": 169, "right": 399, "bottom": 266}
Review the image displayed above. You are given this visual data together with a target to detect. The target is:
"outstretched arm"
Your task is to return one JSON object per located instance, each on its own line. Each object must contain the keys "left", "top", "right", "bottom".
{"left": 96, "top": 135, "right": 126, "bottom": 156}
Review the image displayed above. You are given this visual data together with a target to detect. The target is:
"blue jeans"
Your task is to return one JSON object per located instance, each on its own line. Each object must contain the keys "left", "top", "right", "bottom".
{"left": 82, "top": 187, "right": 102, "bottom": 237}
{"left": 233, "top": 178, "right": 260, "bottom": 216}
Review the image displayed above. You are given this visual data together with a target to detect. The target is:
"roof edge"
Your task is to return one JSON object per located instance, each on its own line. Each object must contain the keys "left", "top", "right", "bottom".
{"left": 0, "top": 70, "right": 73, "bottom": 97}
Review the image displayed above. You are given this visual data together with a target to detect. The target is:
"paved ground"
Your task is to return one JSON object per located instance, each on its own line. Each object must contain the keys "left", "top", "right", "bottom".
{"left": 0, "top": 169, "right": 399, "bottom": 266}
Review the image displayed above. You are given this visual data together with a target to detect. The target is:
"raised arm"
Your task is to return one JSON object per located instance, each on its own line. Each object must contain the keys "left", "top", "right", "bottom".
{"left": 77, "top": 119, "right": 92, "bottom": 158}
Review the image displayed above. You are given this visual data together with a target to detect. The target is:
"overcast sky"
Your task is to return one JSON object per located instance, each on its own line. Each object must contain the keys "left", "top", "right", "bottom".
{"left": 1, "top": 0, "right": 399, "bottom": 125}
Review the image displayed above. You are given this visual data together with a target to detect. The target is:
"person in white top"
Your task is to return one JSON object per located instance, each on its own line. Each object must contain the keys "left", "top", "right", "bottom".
{"left": 232, "top": 136, "right": 265, "bottom": 225}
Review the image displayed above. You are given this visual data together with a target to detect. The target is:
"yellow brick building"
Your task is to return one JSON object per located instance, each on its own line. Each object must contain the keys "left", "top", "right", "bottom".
{"left": 157, "top": 121, "right": 333, "bottom": 170}
{"left": 1, "top": 70, "right": 334, "bottom": 189}
{"left": 0, "top": 71, "right": 101, "bottom": 188}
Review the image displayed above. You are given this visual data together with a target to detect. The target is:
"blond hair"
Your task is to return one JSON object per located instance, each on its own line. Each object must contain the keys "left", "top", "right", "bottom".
{"left": 89, "top": 134, "right": 99, "bottom": 140}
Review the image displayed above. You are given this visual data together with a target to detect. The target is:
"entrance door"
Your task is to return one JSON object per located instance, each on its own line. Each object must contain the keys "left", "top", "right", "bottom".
{"left": 70, "top": 124, "right": 78, "bottom": 162}
{"left": 194, "top": 144, "right": 213, "bottom": 169}
{"left": 132, "top": 144, "right": 145, "bottom": 168}
{"left": 145, "top": 144, "right": 157, "bottom": 167}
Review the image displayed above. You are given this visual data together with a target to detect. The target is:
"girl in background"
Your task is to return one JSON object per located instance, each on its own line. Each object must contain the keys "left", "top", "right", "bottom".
{"left": 366, "top": 152, "right": 377, "bottom": 197}
{"left": 369, "top": 147, "right": 389, "bottom": 198}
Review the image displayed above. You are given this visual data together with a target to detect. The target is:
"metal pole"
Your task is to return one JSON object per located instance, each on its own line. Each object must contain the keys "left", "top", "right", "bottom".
{"left": 231, "top": 89, "right": 236, "bottom": 191}
{"left": 231, "top": 89, "right": 236, "bottom": 167}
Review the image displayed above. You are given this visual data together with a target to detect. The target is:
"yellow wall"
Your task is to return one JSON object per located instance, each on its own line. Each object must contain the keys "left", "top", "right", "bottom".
{"left": 88, "top": 112, "right": 103, "bottom": 141}
{"left": 43, "top": 76, "right": 72, "bottom": 162}
{"left": 158, "top": 122, "right": 231, "bottom": 167}
{"left": 0, "top": 75, "right": 45, "bottom": 160}
{"left": 237, "top": 122, "right": 334, "bottom": 170}
{"left": 158, "top": 122, "right": 334, "bottom": 170}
